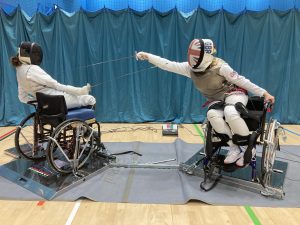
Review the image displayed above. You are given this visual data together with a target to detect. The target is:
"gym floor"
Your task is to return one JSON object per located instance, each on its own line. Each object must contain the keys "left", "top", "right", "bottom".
{"left": 0, "top": 123, "right": 300, "bottom": 225}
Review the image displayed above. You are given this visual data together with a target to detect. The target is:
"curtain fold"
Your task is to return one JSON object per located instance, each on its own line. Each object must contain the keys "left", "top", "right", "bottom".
{"left": 0, "top": 8, "right": 299, "bottom": 125}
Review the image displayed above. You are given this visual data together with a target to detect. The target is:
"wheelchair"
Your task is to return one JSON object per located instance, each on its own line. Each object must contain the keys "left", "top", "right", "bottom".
{"left": 14, "top": 92, "right": 114, "bottom": 175}
{"left": 183, "top": 96, "right": 284, "bottom": 198}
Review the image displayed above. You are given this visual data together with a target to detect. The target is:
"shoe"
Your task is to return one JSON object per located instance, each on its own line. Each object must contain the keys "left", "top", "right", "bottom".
{"left": 224, "top": 146, "right": 242, "bottom": 164}
{"left": 236, "top": 148, "right": 256, "bottom": 167}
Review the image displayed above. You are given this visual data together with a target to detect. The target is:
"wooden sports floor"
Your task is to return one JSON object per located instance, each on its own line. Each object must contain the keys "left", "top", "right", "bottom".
{"left": 0, "top": 123, "right": 299, "bottom": 225}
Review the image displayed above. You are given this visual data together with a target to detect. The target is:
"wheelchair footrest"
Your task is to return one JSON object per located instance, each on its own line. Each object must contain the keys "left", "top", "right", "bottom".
{"left": 214, "top": 155, "right": 239, "bottom": 173}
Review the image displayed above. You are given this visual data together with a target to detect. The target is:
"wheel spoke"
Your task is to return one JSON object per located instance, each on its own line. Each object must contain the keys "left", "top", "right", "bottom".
{"left": 15, "top": 113, "right": 47, "bottom": 160}
{"left": 47, "top": 119, "right": 95, "bottom": 174}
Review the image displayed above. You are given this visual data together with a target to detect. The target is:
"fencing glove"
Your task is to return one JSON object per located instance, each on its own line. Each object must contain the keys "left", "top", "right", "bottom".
{"left": 136, "top": 52, "right": 149, "bottom": 61}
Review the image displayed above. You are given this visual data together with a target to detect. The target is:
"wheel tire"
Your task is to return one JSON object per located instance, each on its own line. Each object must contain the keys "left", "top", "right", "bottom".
{"left": 46, "top": 119, "right": 95, "bottom": 174}
{"left": 14, "top": 113, "right": 47, "bottom": 161}
{"left": 261, "top": 119, "right": 279, "bottom": 180}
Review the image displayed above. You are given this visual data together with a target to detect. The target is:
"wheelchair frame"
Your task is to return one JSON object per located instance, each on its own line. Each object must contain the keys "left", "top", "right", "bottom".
{"left": 14, "top": 93, "right": 112, "bottom": 176}
{"left": 13, "top": 94, "right": 285, "bottom": 199}
{"left": 180, "top": 96, "right": 285, "bottom": 199}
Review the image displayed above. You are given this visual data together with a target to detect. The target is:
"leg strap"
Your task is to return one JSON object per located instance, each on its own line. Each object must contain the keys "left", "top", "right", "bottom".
{"left": 244, "top": 131, "right": 260, "bottom": 164}
{"left": 232, "top": 134, "right": 250, "bottom": 146}
{"left": 234, "top": 102, "right": 260, "bottom": 121}
{"left": 208, "top": 101, "right": 224, "bottom": 110}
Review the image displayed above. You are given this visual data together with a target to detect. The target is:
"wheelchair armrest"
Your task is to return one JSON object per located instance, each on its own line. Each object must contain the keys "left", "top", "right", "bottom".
{"left": 26, "top": 100, "right": 38, "bottom": 108}
{"left": 264, "top": 101, "right": 273, "bottom": 113}
{"left": 235, "top": 102, "right": 261, "bottom": 121}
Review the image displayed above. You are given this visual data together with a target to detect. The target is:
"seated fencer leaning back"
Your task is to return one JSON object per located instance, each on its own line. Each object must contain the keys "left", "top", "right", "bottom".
{"left": 10, "top": 42, "right": 95, "bottom": 109}
{"left": 136, "top": 38, "right": 275, "bottom": 167}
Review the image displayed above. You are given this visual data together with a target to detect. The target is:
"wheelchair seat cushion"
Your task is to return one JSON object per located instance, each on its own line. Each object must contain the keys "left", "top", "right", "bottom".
{"left": 66, "top": 107, "right": 96, "bottom": 121}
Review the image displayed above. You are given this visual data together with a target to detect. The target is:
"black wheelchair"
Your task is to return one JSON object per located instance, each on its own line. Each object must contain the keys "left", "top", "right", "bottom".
{"left": 14, "top": 92, "right": 114, "bottom": 175}
{"left": 181, "top": 96, "right": 284, "bottom": 198}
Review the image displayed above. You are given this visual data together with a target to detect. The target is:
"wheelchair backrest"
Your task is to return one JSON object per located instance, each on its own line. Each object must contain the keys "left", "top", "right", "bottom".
{"left": 36, "top": 92, "right": 68, "bottom": 127}
{"left": 244, "top": 96, "right": 265, "bottom": 131}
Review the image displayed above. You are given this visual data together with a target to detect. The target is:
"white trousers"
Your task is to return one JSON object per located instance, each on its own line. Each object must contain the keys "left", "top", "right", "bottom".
{"left": 42, "top": 88, "right": 96, "bottom": 109}
{"left": 206, "top": 93, "right": 249, "bottom": 147}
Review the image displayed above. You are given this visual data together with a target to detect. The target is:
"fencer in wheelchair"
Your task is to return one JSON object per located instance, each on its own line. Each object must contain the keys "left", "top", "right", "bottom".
{"left": 11, "top": 42, "right": 115, "bottom": 175}
{"left": 137, "top": 38, "right": 282, "bottom": 196}
{"left": 200, "top": 96, "right": 282, "bottom": 194}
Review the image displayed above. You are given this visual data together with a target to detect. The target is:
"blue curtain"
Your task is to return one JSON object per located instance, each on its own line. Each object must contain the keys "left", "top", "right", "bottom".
{"left": 0, "top": 8, "right": 299, "bottom": 125}
{"left": 1, "top": 0, "right": 300, "bottom": 15}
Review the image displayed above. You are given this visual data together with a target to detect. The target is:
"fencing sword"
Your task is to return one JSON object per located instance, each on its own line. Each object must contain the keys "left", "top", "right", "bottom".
{"left": 90, "top": 65, "right": 157, "bottom": 88}
{"left": 80, "top": 51, "right": 157, "bottom": 88}
{"left": 45, "top": 51, "right": 157, "bottom": 88}
{"left": 79, "top": 55, "right": 137, "bottom": 69}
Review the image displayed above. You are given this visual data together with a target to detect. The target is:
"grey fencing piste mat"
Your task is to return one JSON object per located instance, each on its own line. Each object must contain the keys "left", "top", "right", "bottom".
{"left": 0, "top": 139, "right": 300, "bottom": 207}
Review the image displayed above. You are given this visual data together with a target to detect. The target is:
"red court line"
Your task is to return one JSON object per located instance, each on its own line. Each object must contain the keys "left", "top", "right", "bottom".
{"left": 0, "top": 128, "right": 16, "bottom": 141}
{"left": 36, "top": 201, "right": 45, "bottom": 206}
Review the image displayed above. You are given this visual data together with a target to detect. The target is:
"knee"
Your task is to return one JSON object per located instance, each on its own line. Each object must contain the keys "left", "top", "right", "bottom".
{"left": 88, "top": 96, "right": 96, "bottom": 106}
{"left": 82, "top": 95, "right": 96, "bottom": 106}
{"left": 207, "top": 109, "right": 223, "bottom": 122}
{"left": 224, "top": 105, "right": 241, "bottom": 122}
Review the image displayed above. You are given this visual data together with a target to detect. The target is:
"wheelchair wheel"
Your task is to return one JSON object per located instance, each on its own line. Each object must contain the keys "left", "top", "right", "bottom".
{"left": 14, "top": 113, "right": 47, "bottom": 160}
{"left": 46, "top": 119, "right": 95, "bottom": 174}
{"left": 261, "top": 118, "right": 280, "bottom": 183}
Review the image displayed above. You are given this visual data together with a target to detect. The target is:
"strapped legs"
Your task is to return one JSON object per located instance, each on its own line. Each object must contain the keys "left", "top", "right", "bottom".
{"left": 206, "top": 94, "right": 251, "bottom": 164}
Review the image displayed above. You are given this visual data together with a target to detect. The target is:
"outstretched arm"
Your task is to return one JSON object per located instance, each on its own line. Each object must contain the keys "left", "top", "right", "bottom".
{"left": 27, "top": 66, "right": 90, "bottom": 96}
{"left": 136, "top": 52, "right": 191, "bottom": 78}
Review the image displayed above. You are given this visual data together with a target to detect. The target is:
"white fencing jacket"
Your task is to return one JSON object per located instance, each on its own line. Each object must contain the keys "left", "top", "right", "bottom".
{"left": 16, "top": 64, "right": 95, "bottom": 108}
{"left": 147, "top": 54, "right": 266, "bottom": 99}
